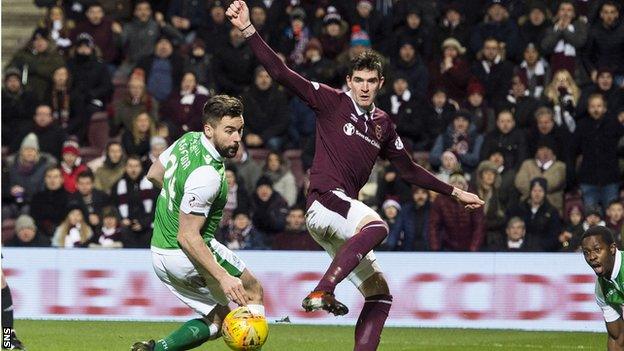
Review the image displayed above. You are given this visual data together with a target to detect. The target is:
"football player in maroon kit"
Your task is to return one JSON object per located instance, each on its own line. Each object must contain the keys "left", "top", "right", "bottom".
{"left": 227, "top": 2, "right": 484, "bottom": 350}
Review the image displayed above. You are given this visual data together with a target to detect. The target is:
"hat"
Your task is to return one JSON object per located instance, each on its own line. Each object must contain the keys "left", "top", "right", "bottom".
{"left": 441, "top": 37, "right": 466, "bottom": 54}
{"left": 477, "top": 160, "right": 498, "bottom": 174}
{"left": 585, "top": 205, "right": 603, "bottom": 218}
{"left": 467, "top": 80, "right": 485, "bottom": 96}
{"left": 20, "top": 133, "right": 39, "bottom": 151}
{"left": 75, "top": 32, "right": 95, "bottom": 48}
{"left": 31, "top": 27, "right": 49, "bottom": 41}
{"left": 256, "top": 175, "right": 273, "bottom": 188}
{"left": 382, "top": 198, "right": 401, "bottom": 211}
{"left": 62, "top": 139, "right": 80, "bottom": 156}
{"left": 406, "top": 5, "right": 422, "bottom": 17}
{"left": 305, "top": 38, "right": 323, "bottom": 54}
{"left": 597, "top": 66, "right": 614, "bottom": 77}
{"left": 528, "top": 0, "right": 548, "bottom": 14}
{"left": 487, "top": 0, "right": 508, "bottom": 9}
{"left": 150, "top": 136, "right": 167, "bottom": 148}
{"left": 191, "top": 38, "right": 206, "bottom": 50}
{"left": 529, "top": 177, "right": 548, "bottom": 192}
{"left": 323, "top": 7, "right": 342, "bottom": 25}
{"left": 290, "top": 7, "right": 306, "bottom": 22}
{"left": 350, "top": 25, "right": 371, "bottom": 47}
{"left": 15, "top": 215, "right": 37, "bottom": 232}
{"left": 4, "top": 67, "right": 21, "bottom": 81}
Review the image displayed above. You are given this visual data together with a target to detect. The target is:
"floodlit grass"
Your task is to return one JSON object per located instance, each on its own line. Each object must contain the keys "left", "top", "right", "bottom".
{"left": 15, "top": 320, "right": 604, "bottom": 350}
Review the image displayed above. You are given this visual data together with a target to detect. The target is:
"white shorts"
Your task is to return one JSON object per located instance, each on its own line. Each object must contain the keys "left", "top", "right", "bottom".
{"left": 305, "top": 190, "right": 382, "bottom": 287}
{"left": 151, "top": 239, "right": 246, "bottom": 316}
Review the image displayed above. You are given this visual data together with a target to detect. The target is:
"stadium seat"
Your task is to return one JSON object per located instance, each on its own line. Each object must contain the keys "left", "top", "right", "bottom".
{"left": 88, "top": 111, "right": 110, "bottom": 152}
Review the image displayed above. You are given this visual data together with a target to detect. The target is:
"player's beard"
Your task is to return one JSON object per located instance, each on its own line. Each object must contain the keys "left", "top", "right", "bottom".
{"left": 215, "top": 140, "right": 239, "bottom": 159}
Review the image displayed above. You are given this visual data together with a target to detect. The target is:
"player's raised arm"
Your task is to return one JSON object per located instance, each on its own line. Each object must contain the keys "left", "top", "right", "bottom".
{"left": 226, "top": 0, "right": 330, "bottom": 111}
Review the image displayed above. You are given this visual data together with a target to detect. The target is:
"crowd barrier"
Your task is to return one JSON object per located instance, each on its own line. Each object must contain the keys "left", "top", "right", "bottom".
{"left": 2, "top": 248, "right": 603, "bottom": 332}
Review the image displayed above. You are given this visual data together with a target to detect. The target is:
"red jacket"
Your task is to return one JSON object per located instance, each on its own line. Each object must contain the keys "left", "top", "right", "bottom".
{"left": 62, "top": 163, "right": 87, "bottom": 193}
{"left": 428, "top": 194, "right": 485, "bottom": 251}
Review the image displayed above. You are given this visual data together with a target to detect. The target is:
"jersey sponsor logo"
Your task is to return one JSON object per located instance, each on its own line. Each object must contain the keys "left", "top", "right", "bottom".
{"left": 343, "top": 123, "right": 355, "bottom": 136}
{"left": 188, "top": 195, "right": 202, "bottom": 209}
{"left": 311, "top": 81, "right": 320, "bottom": 90}
{"left": 355, "top": 130, "right": 381, "bottom": 149}
{"left": 395, "top": 137, "right": 404, "bottom": 150}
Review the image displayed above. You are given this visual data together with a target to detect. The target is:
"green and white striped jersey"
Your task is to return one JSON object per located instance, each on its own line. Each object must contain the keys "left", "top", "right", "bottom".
{"left": 596, "top": 250, "right": 624, "bottom": 322}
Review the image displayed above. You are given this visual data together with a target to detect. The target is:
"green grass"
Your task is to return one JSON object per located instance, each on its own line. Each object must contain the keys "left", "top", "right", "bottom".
{"left": 15, "top": 320, "right": 604, "bottom": 350}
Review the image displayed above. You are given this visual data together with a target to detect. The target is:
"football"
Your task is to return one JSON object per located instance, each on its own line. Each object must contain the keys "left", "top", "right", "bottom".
{"left": 222, "top": 306, "right": 269, "bottom": 350}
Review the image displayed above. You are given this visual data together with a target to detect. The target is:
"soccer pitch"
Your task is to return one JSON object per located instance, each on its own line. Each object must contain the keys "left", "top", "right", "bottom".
{"left": 17, "top": 320, "right": 603, "bottom": 350}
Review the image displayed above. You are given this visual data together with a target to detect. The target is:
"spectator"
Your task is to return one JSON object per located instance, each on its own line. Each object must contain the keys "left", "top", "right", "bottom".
{"left": 470, "top": 0, "right": 521, "bottom": 60}
{"left": 69, "top": 169, "right": 110, "bottom": 229}
{"left": 606, "top": 200, "right": 624, "bottom": 245}
{"left": 141, "top": 136, "right": 168, "bottom": 171}
{"left": 241, "top": 67, "right": 290, "bottom": 151}
{"left": 52, "top": 205, "right": 93, "bottom": 248}
{"left": 582, "top": 1, "right": 624, "bottom": 86}
{"left": 66, "top": 32, "right": 113, "bottom": 141}
{"left": 506, "top": 177, "right": 561, "bottom": 251}
{"left": 430, "top": 110, "right": 484, "bottom": 174}
{"left": 218, "top": 209, "right": 268, "bottom": 250}
{"left": 380, "top": 198, "right": 401, "bottom": 234}
{"left": 166, "top": 0, "right": 207, "bottom": 43}
{"left": 122, "top": 112, "right": 155, "bottom": 158}
{"left": 183, "top": 39, "right": 216, "bottom": 94}
{"left": 433, "top": 3, "right": 470, "bottom": 55}
{"left": 429, "top": 38, "right": 471, "bottom": 103}
{"left": 196, "top": 1, "right": 230, "bottom": 54}
{"left": 251, "top": 176, "right": 288, "bottom": 240}
{"left": 475, "top": 160, "right": 506, "bottom": 248}
{"left": 334, "top": 26, "right": 386, "bottom": 82}
{"left": 135, "top": 35, "right": 185, "bottom": 102}
{"left": 293, "top": 38, "right": 338, "bottom": 87}
{"left": 25, "top": 105, "right": 67, "bottom": 161}
{"left": 2, "top": 68, "right": 38, "bottom": 149}
{"left": 485, "top": 148, "right": 518, "bottom": 209}
{"left": 385, "top": 186, "right": 430, "bottom": 251}
{"left": 390, "top": 40, "right": 428, "bottom": 100}
{"left": 272, "top": 206, "right": 320, "bottom": 250}
{"left": 227, "top": 143, "right": 262, "bottom": 195}
{"left": 515, "top": 139, "right": 566, "bottom": 214}
{"left": 526, "top": 107, "right": 572, "bottom": 177}
{"left": 37, "top": 5, "right": 74, "bottom": 56}
{"left": 577, "top": 68, "right": 623, "bottom": 118}
{"left": 490, "top": 216, "right": 540, "bottom": 252}
{"left": 7, "top": 214, "right": 51, "bottom": 247}
{"left": 394, "top": 7, "right": 431, "bottom": 60}
{"left": 559, "top": 204, "right": 584, "bottom": 251}
{"left": 71, "top": 2, "right": 121, "bottom": 68}
{"left": 378, "top": 76, "right": 424, "bottom": 148}
{"left": 573, "top": 94, "right": 624, "bottom": 208}
{"left": 543, "top": 69, "right": 580, "bottom": 133}
{"left": 6, "top": 134, "right": 55, "bottom": 212}
{"left": 109, "top": 74, "right": 159, "bottom": 137}
{"left": 517, "top": 42, "right": 551, "bottom": 99}
{"left": 117, "top": 0, "right": 183, "bottom": 76}
{"left": 541, "top": 0, "right": 588, "bottom": 77}
{"left": 461, "top": 80, "right": 495, "bottom": 134}
{"left": 471, "top": 37, "right": 515, "bottom": 106}
{"left": 562, "top": 205, "right": 606, "bottom": 252}
{"left": 160, "top": 71, "right": 209, "bottom": 139}
{"left": 30, "top": 166, "right": 69, "bottom": 238}
{"left": 276, "top": 7, "right": 312, "bottom": 66}
{"left": 519, "top": 2, "right": 551, "bottom": 49}
{"left": 435, "top": 150, "right": 462, "bottom": 184}
{"left": 46, "top": 66, "right": 75, "bottom": 133}
{"left": 498, "top": 74, "right": 542, "bottom": 130}
{"left": 376, "top": 164, "right": 412, "bottom": 209}
{"left": 429, "top": 173, "right": 485, "bottom": 251}
{"left": 481, "top": 110, "right": 528, "bottom": 171}
{"left": 110, "top": 156, "right": 156, "bottom": 248}
{"left": 90, "top": 206, "right": 125, "bottom": 248}
{"left": 222, "top": 165, "right": 251, "bottom": 228}
{"left": 59, "top": 139, "right": 87, "bottom": 193}
{"left": 318, "top": 7, "right": 349, "bottom": 61}
{"left": 352, "top": 0, "right": 389, "bottom": 54}
{"left": 248, "top": 3, "right": 271, "bottom": 43}
{"left": 262, "top": 152, "right": 297, "bottom": 207}
{"left": 94, "top": 141, "right": 126, "bottom": 194}
{"left": 213, "top": 26, "right": 256, "bottom": 95}
{"left": 8, "top": 28, "right": 65, "bottom": 103}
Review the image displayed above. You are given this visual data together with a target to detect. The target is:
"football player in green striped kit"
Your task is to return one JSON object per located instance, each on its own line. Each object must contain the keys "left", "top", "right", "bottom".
{"left": 132, "top": 95, "right": 265, "bottom": 351}
{"left": 582, "top": 226, "right": 624, "bottom": 350}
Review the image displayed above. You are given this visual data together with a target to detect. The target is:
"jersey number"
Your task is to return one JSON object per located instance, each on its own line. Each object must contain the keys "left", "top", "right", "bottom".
{"left": 163, "top": 154, "right": 178, "bottom": 211}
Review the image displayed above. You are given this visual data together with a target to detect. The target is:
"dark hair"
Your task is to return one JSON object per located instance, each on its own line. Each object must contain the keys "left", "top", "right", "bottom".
{"left": 126, "top": 155, "right": 142, "bottom": 164}
{"left": 348, "top": 50, "right": 384, "bottom": 78}
{"left": 581, "top": 225, "right": 615, "bottom": 246}
{"left": 77, "top": 169, "right": 95, "bottom": 181}
{"left": 134, "top": 0, "right": 151, "bottom": 9}
{"left": 86, "top": 1, "right": 103, "bottom": 11}
{"left": 202, "top": 95, "right": 243, "bottom": 126}
{"left": 45, "top": 165, "right": 61, "bottom": 175}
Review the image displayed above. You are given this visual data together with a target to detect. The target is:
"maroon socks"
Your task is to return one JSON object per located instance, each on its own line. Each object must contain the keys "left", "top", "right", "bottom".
{"left": 354, "top": 294, "right": 393, "bottom": 351}
{"left": 315, "top": 220, "right": 388, "bottom": 293}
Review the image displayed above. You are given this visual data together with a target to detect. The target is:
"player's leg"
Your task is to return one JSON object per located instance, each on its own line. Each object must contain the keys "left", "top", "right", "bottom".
{"left": 354, "top": 273, "right": 392, "bottom": 351}
{"left": 1, "top": 270, "right": 25, "bottom": 350}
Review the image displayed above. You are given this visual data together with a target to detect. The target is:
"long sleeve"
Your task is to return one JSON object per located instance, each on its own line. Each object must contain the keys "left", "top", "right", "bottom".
{"left": 470, "top": 209, "right": 485, "bottom": 251}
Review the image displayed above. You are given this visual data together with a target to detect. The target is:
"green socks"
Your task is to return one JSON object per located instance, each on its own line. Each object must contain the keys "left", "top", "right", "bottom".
{"left": 154, "top": 318, "right": 217, "bottom": 351}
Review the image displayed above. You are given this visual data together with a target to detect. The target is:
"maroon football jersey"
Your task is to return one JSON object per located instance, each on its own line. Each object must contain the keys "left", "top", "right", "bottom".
{"left": 248, "top": 32, "right": 453, "bottom": 203}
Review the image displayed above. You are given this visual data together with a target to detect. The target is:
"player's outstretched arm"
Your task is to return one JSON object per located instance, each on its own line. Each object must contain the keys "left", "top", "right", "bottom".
{"left": 178, "top": 212, "right": 248, "bottom": 306}
{"left": 147, "top": 159, "right": 165, "bottom": 188}
{"left": 606, "top": 319, "right": 624, "bottom": 350}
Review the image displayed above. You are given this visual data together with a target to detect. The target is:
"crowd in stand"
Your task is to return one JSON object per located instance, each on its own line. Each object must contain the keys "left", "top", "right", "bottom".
{"left": 2, "top": 0, "right": 624, "bottom": 252}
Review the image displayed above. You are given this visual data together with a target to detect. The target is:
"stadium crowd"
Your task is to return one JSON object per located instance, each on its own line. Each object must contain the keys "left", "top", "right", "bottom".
{"left": 2, "top": 0, "right": 624, "bottom": 252}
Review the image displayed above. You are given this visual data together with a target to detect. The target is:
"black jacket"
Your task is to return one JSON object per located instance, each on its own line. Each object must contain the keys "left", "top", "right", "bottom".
{"left": 506, "top": 200, "right": 562, "bottom": 252}
{"left": 573, "top": 116, "right": 624, "bottom": 186}
{"left": 241, "top": 85, "right": 291, "bottom": 143}
{"left": 30, "top": 188, "right": 70, "bottom": 237}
